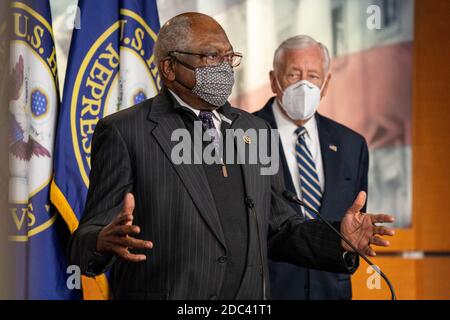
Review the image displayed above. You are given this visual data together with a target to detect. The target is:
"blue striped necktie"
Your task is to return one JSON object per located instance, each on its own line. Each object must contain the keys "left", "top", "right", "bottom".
{"left": 295, "top": 127, "right": 322, "bottom": 219}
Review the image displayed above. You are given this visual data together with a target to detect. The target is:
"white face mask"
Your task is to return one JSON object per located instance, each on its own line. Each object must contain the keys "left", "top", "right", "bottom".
{"left": 277, "top": 79, "right": 323, "bottom": 121}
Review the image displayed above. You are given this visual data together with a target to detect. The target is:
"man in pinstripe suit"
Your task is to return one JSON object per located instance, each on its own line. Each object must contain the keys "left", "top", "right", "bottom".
{"left": 69, "top": 13, "right": 395, "bottom": 300}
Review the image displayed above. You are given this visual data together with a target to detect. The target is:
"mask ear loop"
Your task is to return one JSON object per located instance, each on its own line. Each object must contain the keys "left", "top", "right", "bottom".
{"left": 275, "top": 76, "right": 302, "bottom": 107}
{"left": 275, "top": 76, "right": 285, "bottom": 107}
{"left": 169, "top": 54, "right": 197, "bottom": 91}
{"left": 319, "top": 72, "right": 331, "bottom": 93}
{"left": 169, "top": 53, "right": 196, "bottom": 71}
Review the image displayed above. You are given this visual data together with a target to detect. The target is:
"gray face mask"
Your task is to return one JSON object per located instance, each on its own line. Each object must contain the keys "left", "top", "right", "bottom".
{"left": 172, "top": 56, "right": 235, "bottom": 107}
{"left": 192, "top": 63, "right": 235, "bottom": 107}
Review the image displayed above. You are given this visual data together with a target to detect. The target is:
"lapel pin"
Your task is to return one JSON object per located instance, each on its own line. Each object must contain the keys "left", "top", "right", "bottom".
{"left": 243, "top": 135, "right": 252, "bottom": 144}
{"left": 329, "top": 144, "right": 338, "bottom": 152}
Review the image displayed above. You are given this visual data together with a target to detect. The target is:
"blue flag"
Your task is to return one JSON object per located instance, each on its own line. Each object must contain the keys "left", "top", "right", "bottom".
{"left": 51, "top": 0, "right": 161, "bottom": 299}
{"left": 9, "top": 0, "right": 80, "bottom": 299}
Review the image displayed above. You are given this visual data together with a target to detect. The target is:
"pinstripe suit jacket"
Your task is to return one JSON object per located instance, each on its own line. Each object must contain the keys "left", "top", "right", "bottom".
{"left": 68, "top": 89, "right": 356, "bottom": 300}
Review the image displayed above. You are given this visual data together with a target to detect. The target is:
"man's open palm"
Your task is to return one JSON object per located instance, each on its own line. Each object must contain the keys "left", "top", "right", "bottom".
{"left": 96, "top": 193, "right": 153, "bottom": 262}
{"left": 340, "top": 191, "right": 395, "bottom": 257}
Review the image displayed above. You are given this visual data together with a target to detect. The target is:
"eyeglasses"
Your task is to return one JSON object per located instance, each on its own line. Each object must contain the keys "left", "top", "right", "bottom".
{"left": 168, "top": 51, "right": 243, "bottom": 68}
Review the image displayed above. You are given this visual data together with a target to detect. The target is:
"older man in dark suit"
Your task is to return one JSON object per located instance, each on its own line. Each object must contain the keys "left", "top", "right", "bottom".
{"left": 68, "top": 13, "right": 394, "bottom": 300}
{"left": 255, "top": 35, "right": 369, "bottom": 300}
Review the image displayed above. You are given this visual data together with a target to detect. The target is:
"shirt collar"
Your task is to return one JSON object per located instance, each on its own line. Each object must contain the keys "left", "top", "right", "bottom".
{"left": 168, "top": 89, "right": 221, "bottom": 122}
{"left": 303, "top": 111, "right": 319, "bottom": 140}
{"left": 273, "top": 98, "right": 318, "bottom": 139}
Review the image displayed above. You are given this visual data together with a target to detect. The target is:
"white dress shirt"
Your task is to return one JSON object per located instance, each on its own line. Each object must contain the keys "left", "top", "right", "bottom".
{"left": 272, "top": 99, "right": 325, "bottom": 203}
{"left": 168, "top": 89, "right": 223, "bottom": 139}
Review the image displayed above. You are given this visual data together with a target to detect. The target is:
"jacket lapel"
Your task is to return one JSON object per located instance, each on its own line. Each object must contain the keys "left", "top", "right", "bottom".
{"left": 147, "top": 91, "right": 227, "bottom": 249}
{"left": 316, "top": 114, "right": 341, "bottom": 217}
{"left": 221, "top": 108, "right": 264, "bottom": 300}
{"left": 254, "top": 99, "right": 303, "bottom": 215}
{"left": 221, "top": 105, "right": 261, "bottom": 205}
{"left": 258, "top": 99, "right": 297, "bottom": 199}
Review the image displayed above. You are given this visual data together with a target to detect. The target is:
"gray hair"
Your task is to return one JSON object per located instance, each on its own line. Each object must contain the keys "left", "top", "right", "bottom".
{"left": 273, "top": 35, "right": 331, "bottom": 73}
{"left": 154, "top": 15, "right": 193, "bottom": 65}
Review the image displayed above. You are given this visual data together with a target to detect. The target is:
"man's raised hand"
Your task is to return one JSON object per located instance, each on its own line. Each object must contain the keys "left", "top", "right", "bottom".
{"left": 340, "top": 191, "right": 395, "bottom": 257}
{"left": 96, "top": 193, "right": 153, "bottom": 262}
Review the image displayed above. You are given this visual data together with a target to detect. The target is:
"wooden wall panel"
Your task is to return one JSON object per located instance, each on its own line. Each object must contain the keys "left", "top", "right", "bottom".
{"left": 352, "top": 258, "right": 416, "bottom": 300}
{"left": 417, "top": 259, "right": 450, "bottom": 299}
{"left": 413, "top": 0, "right": 450, "bottom": 252}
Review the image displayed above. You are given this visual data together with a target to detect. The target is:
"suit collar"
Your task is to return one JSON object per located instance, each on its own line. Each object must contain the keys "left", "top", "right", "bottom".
{"left": 257, "top": 97, "right": 278, "bottom": 129}
{"left": 254, "top": 98, "right": 304, "bottom": 215}
{"left": 147, "top": 87, "right": 239, "bottom": 124}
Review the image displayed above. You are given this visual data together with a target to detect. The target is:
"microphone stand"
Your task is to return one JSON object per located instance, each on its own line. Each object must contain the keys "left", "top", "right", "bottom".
{"left": 283, "top": 190, "right": 396, "bottom": 300}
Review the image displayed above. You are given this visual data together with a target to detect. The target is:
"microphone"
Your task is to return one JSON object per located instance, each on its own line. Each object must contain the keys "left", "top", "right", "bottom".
{"left": 282, "top": 190, "right": 396, "bottom": 300}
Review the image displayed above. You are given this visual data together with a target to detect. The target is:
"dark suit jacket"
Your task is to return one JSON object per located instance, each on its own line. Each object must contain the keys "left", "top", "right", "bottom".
{"left": 254, "top": 98, "right": 369, "bottom": 300}
{"left": 68, "top": 89, "right": 358, "bottom": 300}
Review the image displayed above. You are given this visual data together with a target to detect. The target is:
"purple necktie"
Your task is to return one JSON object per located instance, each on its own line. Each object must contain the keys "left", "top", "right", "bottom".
{"left": 198, "top": 111, "right": 220, "bottom": 143}
{"left": 198, "top": 111, "right": 224, "bottom": 164}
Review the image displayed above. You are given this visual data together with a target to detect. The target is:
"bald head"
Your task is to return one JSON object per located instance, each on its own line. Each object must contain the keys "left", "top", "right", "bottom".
{"left": 154, "top": 12, "right": 229, "bottom": 65}
{"left": 155, "top": 12, "right": 234, "bottom": 110}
